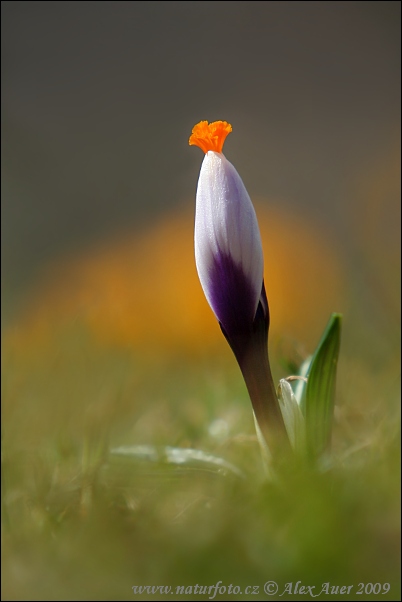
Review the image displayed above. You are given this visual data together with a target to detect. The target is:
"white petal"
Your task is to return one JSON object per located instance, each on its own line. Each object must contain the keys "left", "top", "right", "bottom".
{"left": 277, "top": 380, "right": 306, "bottom": 451}
{"left": 194, "top": 151, "right": 263, "bottom": 320}
{"left": 294, "top": 357, "right": 311, "bottom": 405}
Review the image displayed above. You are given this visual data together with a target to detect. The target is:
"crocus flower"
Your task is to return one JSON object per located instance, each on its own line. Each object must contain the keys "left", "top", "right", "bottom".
{"left": 189, "top": 121, "right": 287, "bottom": 452}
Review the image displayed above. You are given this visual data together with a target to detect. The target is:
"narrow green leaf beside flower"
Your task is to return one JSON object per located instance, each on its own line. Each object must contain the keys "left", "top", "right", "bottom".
{"left": 301, "top": 313, "right": 342, "bottom": 460}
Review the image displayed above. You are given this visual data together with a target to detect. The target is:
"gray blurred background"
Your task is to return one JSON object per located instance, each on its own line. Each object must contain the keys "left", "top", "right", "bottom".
{"left": 2, "top": 1, "right": 400, "bottom": 316}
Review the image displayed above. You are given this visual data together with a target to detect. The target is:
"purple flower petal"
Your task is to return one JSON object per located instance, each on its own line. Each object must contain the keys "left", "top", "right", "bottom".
{"left": 207, "top": 249, "right": 257, "bottom": 340}
{"left": 194, "top": 151, "right": 263, "bottom": 332}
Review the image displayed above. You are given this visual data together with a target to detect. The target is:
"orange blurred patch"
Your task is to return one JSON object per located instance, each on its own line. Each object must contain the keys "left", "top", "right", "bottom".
{"left": 4, "top": 204, "right": 345, "bottom": 356}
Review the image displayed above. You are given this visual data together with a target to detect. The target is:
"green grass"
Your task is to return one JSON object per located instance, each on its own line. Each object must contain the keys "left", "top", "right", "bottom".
{"left": 2, "top": 322, "right": 400, "bottom": 601}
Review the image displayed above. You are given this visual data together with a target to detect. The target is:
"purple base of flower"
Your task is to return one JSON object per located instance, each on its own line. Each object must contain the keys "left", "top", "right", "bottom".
{"left": 208, "top": 250, "right": 258, "bottom": 345}
{"left": 209, "top": 256, "right": 287, "bottom": 451}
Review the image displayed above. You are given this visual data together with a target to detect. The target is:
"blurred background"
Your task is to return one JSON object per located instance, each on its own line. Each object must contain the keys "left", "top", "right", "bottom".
{"left": 2, "top": 0, "right": 400, "bottom": 354}
{"left": 2, "top": 2, "right": 400, "bottom": 600}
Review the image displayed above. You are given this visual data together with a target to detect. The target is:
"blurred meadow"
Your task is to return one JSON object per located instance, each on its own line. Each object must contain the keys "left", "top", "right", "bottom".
{"left": 2, "top": 2, "right": 401, "bottom": 601}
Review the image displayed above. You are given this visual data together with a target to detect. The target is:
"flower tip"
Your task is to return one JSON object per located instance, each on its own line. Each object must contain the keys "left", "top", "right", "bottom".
{"left": 189, "top": 120, "right": 232, "bottom": 154}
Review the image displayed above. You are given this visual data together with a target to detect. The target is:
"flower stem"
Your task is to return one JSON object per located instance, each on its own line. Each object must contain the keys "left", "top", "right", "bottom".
{"left": 220, "top": 283, "right": 290, "bottom": 457}
{"left": 239, "top": 334, "right": 289, "bottom": 456}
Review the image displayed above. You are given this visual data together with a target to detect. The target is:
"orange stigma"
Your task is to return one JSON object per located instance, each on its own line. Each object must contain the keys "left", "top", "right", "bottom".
{"left": 189, "top": 120, "right": 232, "bottom": 154}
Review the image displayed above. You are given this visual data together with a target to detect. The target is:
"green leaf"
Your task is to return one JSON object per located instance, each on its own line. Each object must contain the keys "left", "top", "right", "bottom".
{"left": 301, "top": 313, "right": 342, "bottom": 459}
